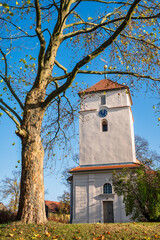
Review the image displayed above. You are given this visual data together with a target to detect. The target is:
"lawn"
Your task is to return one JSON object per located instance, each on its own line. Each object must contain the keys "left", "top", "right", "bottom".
{"left": 0, "top": 222, "right": 160, "bottom": 240}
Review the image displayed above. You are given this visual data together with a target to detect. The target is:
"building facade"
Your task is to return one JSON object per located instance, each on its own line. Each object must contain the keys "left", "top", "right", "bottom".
{"left": 70, "top": 79, "right": 139, "bottom": 223}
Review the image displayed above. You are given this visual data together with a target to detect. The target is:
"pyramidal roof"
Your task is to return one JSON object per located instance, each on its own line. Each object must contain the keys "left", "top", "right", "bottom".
{"left": 79, "top": 79, "right": 128, "bottom": 95}
{"left": 79, "top": 78, "right": 133, "bottom": 104}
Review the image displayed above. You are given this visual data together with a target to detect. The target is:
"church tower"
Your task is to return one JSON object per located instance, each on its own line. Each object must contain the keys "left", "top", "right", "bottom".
{"left": 79, "top": 79, "right": 136, "bottom": 166}
{"left": 70, "top": 79, "right": 138, "bottom": 224}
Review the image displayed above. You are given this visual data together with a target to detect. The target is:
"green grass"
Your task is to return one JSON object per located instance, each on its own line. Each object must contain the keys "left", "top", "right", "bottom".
{"left": 0, "top": 222, "right": 160, "bottom": 240}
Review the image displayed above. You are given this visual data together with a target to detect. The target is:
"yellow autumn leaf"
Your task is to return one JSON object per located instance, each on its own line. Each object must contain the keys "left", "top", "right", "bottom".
{"left": 9, "top": 233, "right": 14, "bottom": 237}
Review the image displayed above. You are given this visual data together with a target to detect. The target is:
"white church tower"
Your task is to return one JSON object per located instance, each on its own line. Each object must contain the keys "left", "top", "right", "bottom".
{"left": 70, "top": 79, "right": 139, "bottom": 223}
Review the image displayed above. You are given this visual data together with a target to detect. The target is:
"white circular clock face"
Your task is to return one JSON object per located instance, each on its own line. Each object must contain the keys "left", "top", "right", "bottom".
{"left": 98, "top": 109, "right": 107, "bottom": 117}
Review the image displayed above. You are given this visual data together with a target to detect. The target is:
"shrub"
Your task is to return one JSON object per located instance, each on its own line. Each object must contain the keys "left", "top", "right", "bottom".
{"left": 0, "top": 209, "right": 17, "bottom": 224}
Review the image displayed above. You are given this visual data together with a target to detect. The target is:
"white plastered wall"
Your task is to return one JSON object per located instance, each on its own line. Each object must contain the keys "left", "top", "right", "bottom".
{"left": 79, "top": 89, "right": 136, "bottom": 166}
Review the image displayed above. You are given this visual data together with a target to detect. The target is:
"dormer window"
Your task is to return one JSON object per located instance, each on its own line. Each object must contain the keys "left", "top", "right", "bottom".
{"left": 101, "top": 95, "right": 106, "bottom": 105}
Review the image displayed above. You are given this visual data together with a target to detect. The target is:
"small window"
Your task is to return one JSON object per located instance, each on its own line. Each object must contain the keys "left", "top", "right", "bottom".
{"left": 103, "top": 183, "right": 112, "bottom": 194}
{"left": 102, "top": 120, "right": 108, "bottom": 132}
{"left": 101, "top": 95, "right": 106, "bottom": 105}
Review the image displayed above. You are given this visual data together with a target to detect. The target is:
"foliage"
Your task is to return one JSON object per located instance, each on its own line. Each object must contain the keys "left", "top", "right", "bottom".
{"left": 58, "top": 191, "right": 70, "bottom": 215}
{"left": 0, "top": 0, "right": 160, "bottom": 223}
{"left": 0, "top": 171, "right": 20, "bottom": 212}
{"left": 0, "top": 222, "right": 160, "bottom": 240}
{"left": 112, "top": 166, "right": 160, "bottom": 222}
{"left": 112, "top": 135, "right": 160, "bottom": 222}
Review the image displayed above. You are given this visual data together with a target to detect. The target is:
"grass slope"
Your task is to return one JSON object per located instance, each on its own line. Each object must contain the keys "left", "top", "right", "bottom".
{"left": 0, "top": 222, "right": 160, "bottom": 240}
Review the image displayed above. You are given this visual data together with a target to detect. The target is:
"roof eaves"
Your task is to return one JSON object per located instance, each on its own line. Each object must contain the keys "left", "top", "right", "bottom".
{"left": 70, "top": 164, "right": 139, "bottom": 173}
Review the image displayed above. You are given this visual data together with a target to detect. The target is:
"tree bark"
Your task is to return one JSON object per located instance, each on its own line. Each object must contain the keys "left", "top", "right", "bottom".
{"left": 17, "top": 88, "right": 47, "bottom": 224}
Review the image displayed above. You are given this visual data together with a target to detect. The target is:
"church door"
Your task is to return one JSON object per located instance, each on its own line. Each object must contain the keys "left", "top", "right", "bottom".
{"left": 103, "top": 201, "right": 114, "bottom": 223}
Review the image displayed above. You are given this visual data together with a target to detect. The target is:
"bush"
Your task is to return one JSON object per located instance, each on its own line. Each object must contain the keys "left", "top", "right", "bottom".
{"left": 0, "top": 209, "right": 17, "bottom": 224}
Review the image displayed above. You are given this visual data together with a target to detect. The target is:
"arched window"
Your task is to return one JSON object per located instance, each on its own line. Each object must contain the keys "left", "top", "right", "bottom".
{"left": 102, "top": 119, "right": 108, "bottom": 132}
{"left": 103, "top": 183, "right": 112, "bottom": 194}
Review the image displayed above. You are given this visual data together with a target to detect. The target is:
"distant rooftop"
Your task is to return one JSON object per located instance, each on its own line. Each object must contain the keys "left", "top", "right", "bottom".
{"left": 45, "top": 201, "right": 60, "bottom": 213}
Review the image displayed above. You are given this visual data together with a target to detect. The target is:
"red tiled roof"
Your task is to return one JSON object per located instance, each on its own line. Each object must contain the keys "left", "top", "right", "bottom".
{"left": 79, "top": 79, "right": 127, "bottom": 94}
{"left": 45, "top": 201, "right": 60, "bottom": 213}
{"left": 79, "top": 79, "right": 133, "bottom": 105}
{"left": 70, "top": 163, "right": 139, "bottom": 173}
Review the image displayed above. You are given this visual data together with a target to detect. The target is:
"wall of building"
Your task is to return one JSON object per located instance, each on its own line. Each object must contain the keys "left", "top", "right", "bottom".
{"left": 72, "top": 171, "right": 131, "bottom": 223}
{"left": 79, "top": 89, "right": 136, "bottom": 166}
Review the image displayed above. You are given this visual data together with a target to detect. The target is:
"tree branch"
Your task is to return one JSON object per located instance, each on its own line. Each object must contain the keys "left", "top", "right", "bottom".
{"left": 74, "top": 0, "right": 160, "bottom": 10}
{"left": 0, "top": 98, "right": 22, "bottom": 124}
{"left": 78, "top": 70, "right": 160, "bottom": 82}
{"left": 34, "top": 0, "right": 46, "bottom": 87}
{"left": 61, "top": 0, "right": 82, "bottom": 27}
{"left": 54, "top": 60, "right": 68, "bottom": 74}
{"left": 0, "top": 48, "right": 24, "bottom": 110}
{"left": 63, "top": 13, "right": 160, "bottom": 40}
{"left": 0, "top": 17, "right": 36, "bottom": 39}
{"left": 0, "top": 104, "right": 21, "bottom": 129}
{"left": 49, "top": 69, "right": 160, "bottom": 82}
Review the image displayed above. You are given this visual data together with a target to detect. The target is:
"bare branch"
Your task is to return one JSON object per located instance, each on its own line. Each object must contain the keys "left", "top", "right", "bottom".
{"left": 63, "top": 13, "right": 160, "bottom": 40}
{"left": 0, "top": 104, "right": 21, "bottom": 129}
{"left": 52, "top": 1, "right": 59, "bottom": 12}
{"left": 78, "top": 70, "right": 160, "bottom": 82}
{"left": 63, "top": 92, "right": 74, "bottom": 115}
{"left": 0, "top": 98, "right": 22, "bottom": 124}
{"left": 61, "top": 0, "right": 82, "bottom": 26}
{"left": 0, "top": 48, "right": 24, "bottom": 110}
{"left": 49, "top": 69, "right": 160, "bottom": 82}
{"left": 0, "top": 17, "right": 36, "bottom": 38}
{"left": 54, "top": 60, "right": 68, "bottom": 74}
{"left": 74, "top": 0, "right": 160, "bottom": 10}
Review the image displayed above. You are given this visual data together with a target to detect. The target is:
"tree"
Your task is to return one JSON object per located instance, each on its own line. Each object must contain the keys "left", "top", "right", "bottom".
{"left": 135, "top": 135, "right": 160, "bottom": 168}
{"left": 0, "top": 0, "right": 159, "bottom": 223}
{"left": 58, "top": 191, "right": 70, "bottom": 215}
{"left": 112, "top": 136, "right": 160, "bottom": 221}
{"left": 0, "top": 171, "right": 20, "bottom": 213}
{"left": 61, "top": 153, "right": 78, "bottom": 189}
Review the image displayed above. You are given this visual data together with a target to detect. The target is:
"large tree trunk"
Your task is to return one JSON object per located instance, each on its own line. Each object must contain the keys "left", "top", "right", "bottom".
{"left": 17, "top": 88, "right": 47, "bottom": 224}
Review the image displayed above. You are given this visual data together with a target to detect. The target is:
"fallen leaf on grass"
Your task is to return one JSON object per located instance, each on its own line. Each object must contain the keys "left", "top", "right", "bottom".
{"left": 154, "top": 235, "right": 160, "bottom": 239}
{"left": 9, "top": 233, "right": 14, "bottom": 237}
{"left": 52, "top": 236, "right": 59, "bottom": 239}
{"left": 45, "top": 232, "right": 51, "bottom": 237}
{"left": 93, "top": 235, "right": 105, "bottom": 240}
{"left": 35, "top": 234, "right": 41, "bottom": 238}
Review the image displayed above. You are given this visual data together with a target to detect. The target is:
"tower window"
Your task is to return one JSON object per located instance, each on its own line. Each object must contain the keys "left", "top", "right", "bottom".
{"left": 103, "top": 183, "right": 112, "bottom": 194}
{"left": 102, "top": 120, "right": 108, "bottom": 132}
{"left": 101, "top": 95, "right": 106, "bottom": 105}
